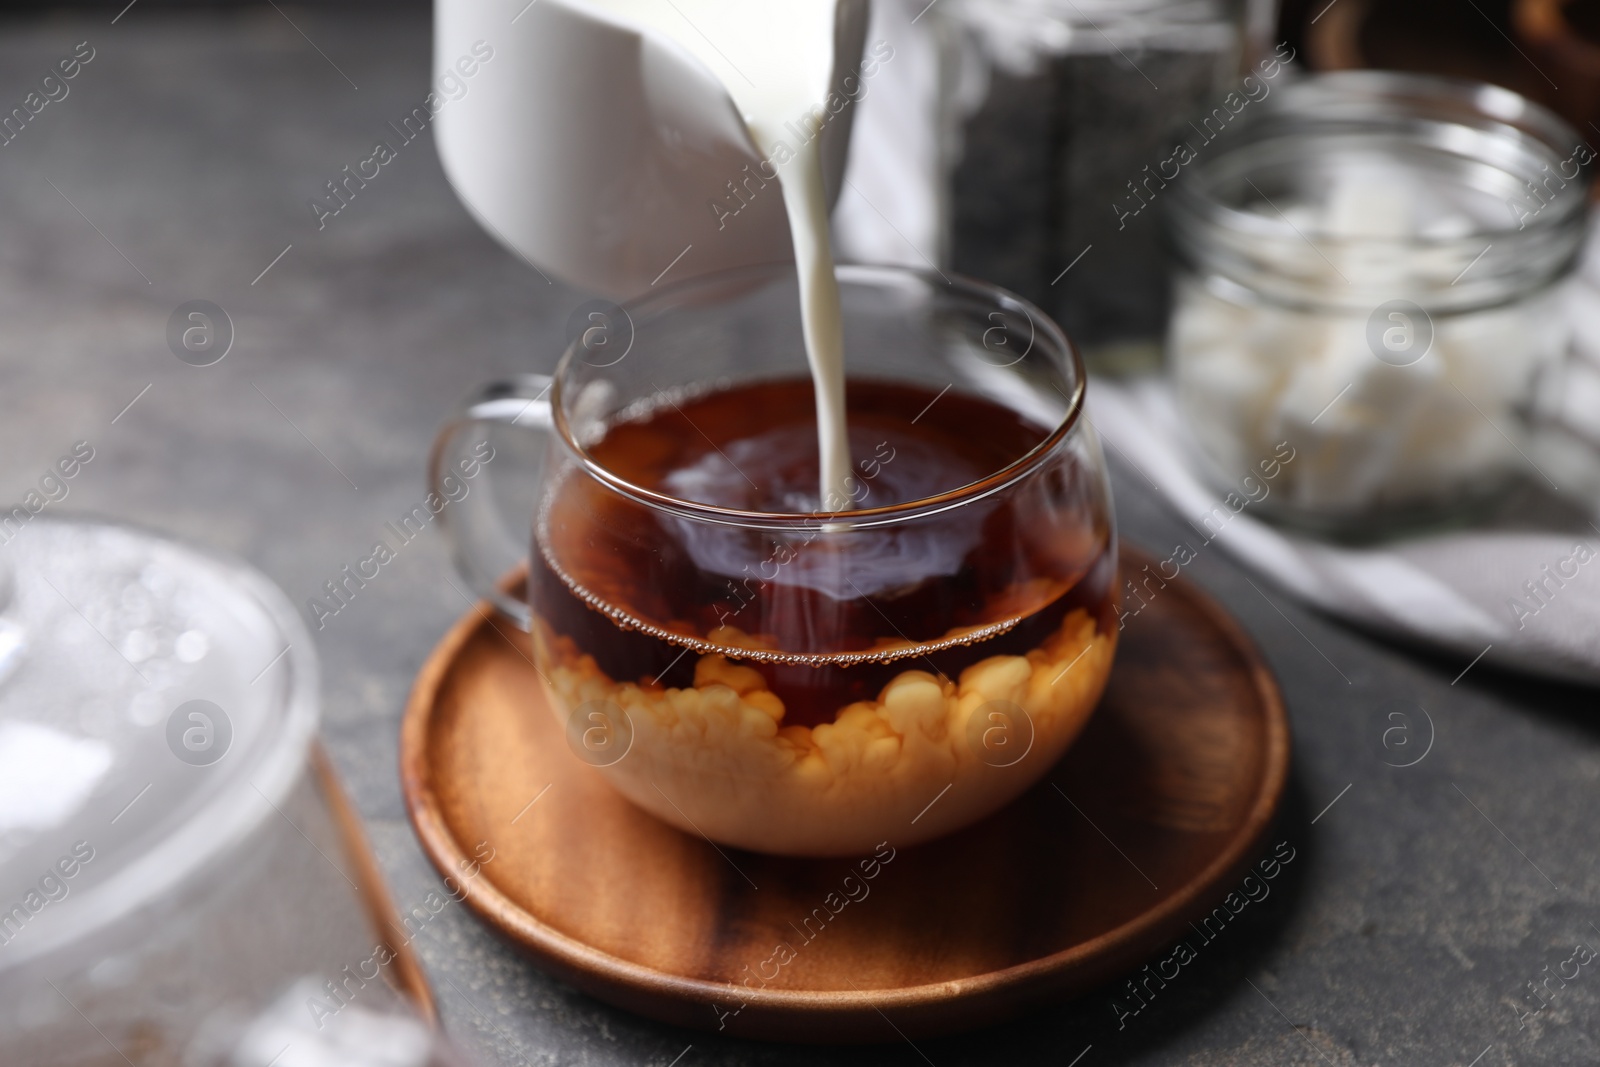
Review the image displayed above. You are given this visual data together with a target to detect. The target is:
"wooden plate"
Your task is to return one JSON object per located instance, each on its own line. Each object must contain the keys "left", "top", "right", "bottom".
{"left": 400, "top": 545, "right": 1289, "bottom": 1042}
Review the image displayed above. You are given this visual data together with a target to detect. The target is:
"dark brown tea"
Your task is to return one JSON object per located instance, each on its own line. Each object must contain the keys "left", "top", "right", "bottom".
{"left": 530, "top": 378, "right": 1115, "bottom": 726}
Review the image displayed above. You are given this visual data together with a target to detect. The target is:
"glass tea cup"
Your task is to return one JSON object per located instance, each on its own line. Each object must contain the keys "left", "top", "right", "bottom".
{"left": 432, "top": 264, "right": 1119, "bottom": 856}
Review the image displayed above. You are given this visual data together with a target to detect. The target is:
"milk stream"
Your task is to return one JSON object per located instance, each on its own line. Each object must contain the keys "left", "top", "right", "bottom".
{"left": 584, "top": 0, "right": 854, "bottom": 509}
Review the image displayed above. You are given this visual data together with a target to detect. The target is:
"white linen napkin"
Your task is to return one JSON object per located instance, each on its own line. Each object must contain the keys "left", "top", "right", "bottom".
{"left": 1088, "top": 376, "right": 1600, "bottom": 686}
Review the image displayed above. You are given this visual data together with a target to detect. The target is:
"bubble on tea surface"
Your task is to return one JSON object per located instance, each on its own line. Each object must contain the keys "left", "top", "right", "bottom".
{"left": 660, "top": 423, "right": 992, "bottom": 599}
{"left": 565, "top": 699, "right": 633, "bottom": 767}
{"left": 964, "top": 699, "right": 1035, "bottom": 768}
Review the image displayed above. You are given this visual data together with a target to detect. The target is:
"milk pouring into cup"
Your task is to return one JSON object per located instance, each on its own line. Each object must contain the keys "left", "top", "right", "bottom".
{"left": 430, "top": 0, "right": 1122, "bottom": 855}
{"left": 435, "top": 0, "right": 870, "bottom": 506}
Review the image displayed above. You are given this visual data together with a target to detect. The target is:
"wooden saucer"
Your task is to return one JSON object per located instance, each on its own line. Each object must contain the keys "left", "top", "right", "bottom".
{"left": 400, "top": 545, "right": 1289, "bottom": 1042}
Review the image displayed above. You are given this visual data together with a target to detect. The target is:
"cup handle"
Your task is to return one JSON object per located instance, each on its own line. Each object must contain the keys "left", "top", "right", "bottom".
{"left": 429, "top": 374, "right": 553, "bottom": 631}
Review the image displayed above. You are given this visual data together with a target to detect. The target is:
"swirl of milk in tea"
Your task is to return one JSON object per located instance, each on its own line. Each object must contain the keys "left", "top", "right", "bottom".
{"left": 582, "top": 0, "right": 854, "bottom": 509}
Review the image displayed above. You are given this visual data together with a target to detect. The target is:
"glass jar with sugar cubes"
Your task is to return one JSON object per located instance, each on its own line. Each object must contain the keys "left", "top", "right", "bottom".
{"left": 1166, "top": 71, "right": 1594, "bottom": 537}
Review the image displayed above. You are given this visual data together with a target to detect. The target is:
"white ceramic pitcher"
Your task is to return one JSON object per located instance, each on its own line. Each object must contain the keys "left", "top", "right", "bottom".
{"left": 434, "top": 0, "right": 869, "bottom": 298}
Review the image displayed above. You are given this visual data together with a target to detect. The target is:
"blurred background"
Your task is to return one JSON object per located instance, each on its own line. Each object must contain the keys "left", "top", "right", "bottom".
{"left": 0, "top": 1, "right": 1596, "bottom": 1065}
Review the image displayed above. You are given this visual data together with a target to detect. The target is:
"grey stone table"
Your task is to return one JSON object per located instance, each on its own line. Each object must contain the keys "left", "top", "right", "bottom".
{"left": 2, "top": 7, "right": 1595, "bottom": 1065}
